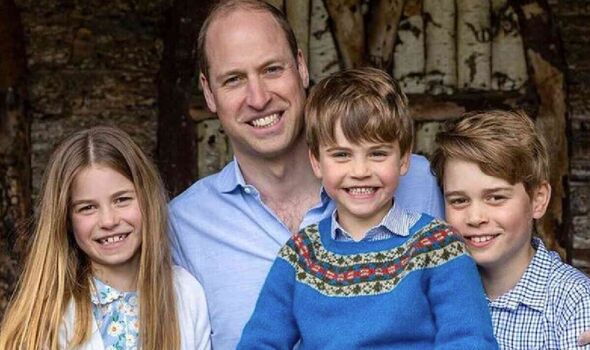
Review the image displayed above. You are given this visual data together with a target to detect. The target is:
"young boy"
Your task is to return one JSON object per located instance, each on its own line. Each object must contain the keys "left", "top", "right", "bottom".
{"left": 237, "top": 68, "right": 498, "bottom": 349}
{"left": 431, "top": 110, "right": 590, "bottom": 349}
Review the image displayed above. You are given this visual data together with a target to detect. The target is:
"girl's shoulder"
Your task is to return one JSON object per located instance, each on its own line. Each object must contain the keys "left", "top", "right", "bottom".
{"left": 172, "top": 265, "right": 207, "bottom": 304}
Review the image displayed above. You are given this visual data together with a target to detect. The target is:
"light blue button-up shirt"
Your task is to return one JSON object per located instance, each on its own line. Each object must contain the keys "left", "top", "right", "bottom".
{"left": 169, "top": 154, "right": 443, "bottom": 350}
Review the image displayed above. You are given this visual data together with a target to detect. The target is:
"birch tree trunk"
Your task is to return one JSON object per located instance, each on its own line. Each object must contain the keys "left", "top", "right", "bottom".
{"left": 367, "top": 0, "right": 405, "bottom": 70}
{"left": 491, "top": 0, "right": 527, "bottom": 90}
{"left": 510, "top": 0, "right": 568, "bottom": 256}
{"left": 393, "top": 0, "right": 425, "bottom": 93}
{"left": 457, "top": 0, "right": 492, "bottom": 90}
{"left": 309, "top": 0, "right": 341, "bottom": 84}
{"left": 0, "top": 0, "right": 30, "bottom": 318}
{"left": 324, "top": 0, "right": 365, "bottom": 68}
{"left": 424, "top": 0, "right": 456, "bottom": 94}
{"left": 286, "top": 0, "right": 311, "bottom": 62}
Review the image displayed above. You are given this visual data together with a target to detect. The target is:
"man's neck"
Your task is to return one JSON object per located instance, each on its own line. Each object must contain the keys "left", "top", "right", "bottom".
{"left": 235, "top": 140, "right": 321, "bottom": 233}
{"left": 480, "top": 245, "right": 535, "bottom": 300}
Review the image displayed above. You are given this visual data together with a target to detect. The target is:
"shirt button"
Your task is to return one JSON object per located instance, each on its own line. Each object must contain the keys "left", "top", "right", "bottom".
{"left": 244, "top": 187, "right": 252, "bottom": 194}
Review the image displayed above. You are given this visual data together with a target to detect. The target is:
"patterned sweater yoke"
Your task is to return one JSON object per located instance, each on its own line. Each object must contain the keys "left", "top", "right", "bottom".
{"left": 278, "top": 216, "right": 467, "bottom": 297}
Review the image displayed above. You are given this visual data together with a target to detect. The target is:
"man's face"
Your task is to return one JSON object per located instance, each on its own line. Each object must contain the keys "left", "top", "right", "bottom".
{"left": 200, "top": 9, "right": 309, "bottom": 161}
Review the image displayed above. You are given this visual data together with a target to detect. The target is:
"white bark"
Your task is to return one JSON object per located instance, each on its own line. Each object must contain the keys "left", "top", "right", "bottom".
{"left": 393, "top": 0, "right": 425, "bottom": 93}
{"left": 286, "top": 0, "right": 311, "bottom": 62}
{"left": 457, "top": 0, "right": 492, "bottom": 90}
{"left": 309, "top": 0, "right": 341, "bottom": 84}
{"left": 424, "top": 0, "right": 456, "bottom": 95}
{"left": 491, "top": 0, "right": 527, "bottom": 90}
{"left": 414, "top": 121, "right": 443, "bottom": 157}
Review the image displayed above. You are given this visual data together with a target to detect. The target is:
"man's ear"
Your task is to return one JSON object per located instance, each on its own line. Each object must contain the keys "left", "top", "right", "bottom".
{"left": 296, "top": 49, "right": 309, "bottom": 89}
{"left": 532, "top": 181, "right": 551, "bottom": 219}
{"left": 200, "top": 72, "right": 217, "bottom": 113}
{"left": 308, "top": 149, "right": 322, "bottom": 179}
{"left": 399, "top": 151, "right": 411, "bottom": 176}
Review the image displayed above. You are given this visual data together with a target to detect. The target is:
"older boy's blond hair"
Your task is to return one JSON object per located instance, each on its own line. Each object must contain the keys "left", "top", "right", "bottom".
{"left": 305, "top": 67, "right": 414, "bottom": 158}
{"left": 431, "top": 110, "right": 550, "bottom": 195}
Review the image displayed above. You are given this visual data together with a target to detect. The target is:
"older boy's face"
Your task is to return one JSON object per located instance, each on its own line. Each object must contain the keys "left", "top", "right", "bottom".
{"left": 309, "top": 123, "right": 410, "bottom": 238}
{"left": 443, "top": 158, "right": 549, "bottom": 274}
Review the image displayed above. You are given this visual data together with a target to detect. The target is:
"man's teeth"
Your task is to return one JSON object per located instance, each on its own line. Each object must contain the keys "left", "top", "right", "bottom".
{"left": 348, "top": 187, "right": 375, "bottom": 195}
{"left": 469, "top": 235, "right": 496, "bottom": 243}
{"left": 99, "top": 234, "right": 128, "bottom": 245}
{"left": 250, "top": 113, "right": 280, "bottom": 128}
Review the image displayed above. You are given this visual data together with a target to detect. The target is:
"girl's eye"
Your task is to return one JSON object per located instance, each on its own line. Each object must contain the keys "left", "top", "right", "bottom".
{"left": 77, "top": 204, "right": 96, "bottom": 213}
{"left": 115, "top": 196, "right": 132, "bottom": 205}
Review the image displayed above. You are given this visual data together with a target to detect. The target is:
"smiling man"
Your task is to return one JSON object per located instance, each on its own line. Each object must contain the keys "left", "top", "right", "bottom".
{"left": 168, "top": 1, "right": 444, "bottom": 349}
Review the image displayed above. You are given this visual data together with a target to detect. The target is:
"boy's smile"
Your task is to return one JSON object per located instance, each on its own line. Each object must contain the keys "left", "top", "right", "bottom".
{"left": 442, "top": 158, "right": 549, "bottom": 279}
{"left": 310, "top": 123, "right": 410, "bottom": 240}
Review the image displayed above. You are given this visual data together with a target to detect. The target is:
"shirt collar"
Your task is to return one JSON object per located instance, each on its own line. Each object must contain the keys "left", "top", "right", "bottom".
{"left": 330, "top": 200, "right": 414, "bottom": 241}
{"left": 216, "top": 158, "right": 244, "bottom": 193}
{"left": 488, "top": 237, "right": 550, "bottom": 312}
{"left": 90, "top": 277, "right": 126, "bottom": 306}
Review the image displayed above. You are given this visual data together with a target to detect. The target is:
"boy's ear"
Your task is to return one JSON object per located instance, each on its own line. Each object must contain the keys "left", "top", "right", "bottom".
{"left": 399, "top": 151, "right": 411, "bottom": 176}
{"left": 308, "top": 149, "right": 322, "bottom": 179}
{"left": 532, "top": 181, "right": 551, "bottom": 219}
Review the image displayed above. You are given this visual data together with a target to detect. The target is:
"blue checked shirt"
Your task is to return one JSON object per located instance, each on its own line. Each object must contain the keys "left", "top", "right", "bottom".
{"left": 331, "top": 201, "right": 421, "bottom": 241}
{"left": 489, "top": 237, "right": 590, "bottom": 350}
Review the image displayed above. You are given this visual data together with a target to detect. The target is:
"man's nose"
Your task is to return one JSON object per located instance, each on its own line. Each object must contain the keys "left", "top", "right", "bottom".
{"left": 246, "top": 77, "right": 271, "bottom": 110}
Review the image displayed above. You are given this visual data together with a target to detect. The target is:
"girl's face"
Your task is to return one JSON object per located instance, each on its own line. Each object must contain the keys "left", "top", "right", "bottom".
{"left": 69, "top": 165, "right": 142, "bottom": 284}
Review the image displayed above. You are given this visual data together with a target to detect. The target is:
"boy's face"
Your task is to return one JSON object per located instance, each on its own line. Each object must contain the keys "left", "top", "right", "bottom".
{"left": 442, "top": 158, "right": 550, "bottom": 273}
{"left": 309, "top": 123, "right": 410, "bottom": 236}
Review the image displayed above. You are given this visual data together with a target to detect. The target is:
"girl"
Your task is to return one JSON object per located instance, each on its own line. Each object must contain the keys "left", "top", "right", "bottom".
{"left": 0, "top": 126, "right": 211, "bottom": 350}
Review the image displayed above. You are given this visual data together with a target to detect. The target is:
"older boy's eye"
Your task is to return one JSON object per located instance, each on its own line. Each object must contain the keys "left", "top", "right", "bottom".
{"left": 487, "top": 195, "right": 507, "bottom": 204}
{"left": 447, "top": 197, "right": 468, "bottom": 206}
{"left": 331, "top": 152, "right": 349, "bottom": 159}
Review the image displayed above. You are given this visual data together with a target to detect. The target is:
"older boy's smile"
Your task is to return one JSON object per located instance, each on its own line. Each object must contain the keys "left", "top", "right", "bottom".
{"left": 461, "top": 233, "right": 500, "bottom": 248}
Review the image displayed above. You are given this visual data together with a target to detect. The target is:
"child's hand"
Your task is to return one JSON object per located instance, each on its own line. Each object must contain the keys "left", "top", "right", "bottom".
{"left": 579, "top": 330, "right": 590, "bottom": 346}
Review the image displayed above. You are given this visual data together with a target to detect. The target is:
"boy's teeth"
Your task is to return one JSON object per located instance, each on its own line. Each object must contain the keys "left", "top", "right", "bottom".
{"left": 348, "top": 187, "right": 375, "bottom": 195}
{"left": 470, "top": 235, "right": 495, "bottom": 243}
{"left": 250, "top": 113, "right": 279, "bottom": 128}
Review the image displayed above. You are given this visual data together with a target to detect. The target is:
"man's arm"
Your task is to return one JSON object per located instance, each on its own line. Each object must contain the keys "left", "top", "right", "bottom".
{"left": 397, "top": 154, "right": 445, "bottom": 218}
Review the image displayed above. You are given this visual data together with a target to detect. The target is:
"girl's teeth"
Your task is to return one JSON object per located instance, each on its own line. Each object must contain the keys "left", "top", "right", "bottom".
{"left": 100, "top": 234, "right": 127, "bottom": 245}
{"left": 349, "top": 187, "right": 375, "bottom": 195}
{"left": 251, "top": 113, "right": 279, "bottom": 128}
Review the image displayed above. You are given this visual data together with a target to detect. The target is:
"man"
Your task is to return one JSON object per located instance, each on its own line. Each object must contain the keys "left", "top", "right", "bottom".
{"left": 169, "top": 1, "right": 443, "bottom": 348}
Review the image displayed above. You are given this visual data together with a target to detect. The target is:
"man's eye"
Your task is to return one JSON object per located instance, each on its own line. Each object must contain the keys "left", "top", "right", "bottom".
{"left": 265, "top": 65, "right": 283, "bottom": 75}
{"left": 223, "top": 76, "right": 242, "bottom": 86}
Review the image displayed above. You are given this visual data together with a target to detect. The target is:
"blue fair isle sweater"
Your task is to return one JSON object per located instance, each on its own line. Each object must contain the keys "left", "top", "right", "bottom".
{"left": 238, "top": 214, "right": 499, "bottom": 350}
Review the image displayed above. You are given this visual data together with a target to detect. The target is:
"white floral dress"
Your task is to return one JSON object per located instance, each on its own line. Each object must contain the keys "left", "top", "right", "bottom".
{"left": 91, "top": 278, "right": 139, "bottom": 350}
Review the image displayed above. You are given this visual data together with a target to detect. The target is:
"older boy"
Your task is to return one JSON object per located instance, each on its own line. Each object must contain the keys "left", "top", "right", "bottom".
{"left": 237, "top": 68, "right": 498, "bottom": 349}
{"left": 431, "top": 110, "right": 590, "bottom": 349}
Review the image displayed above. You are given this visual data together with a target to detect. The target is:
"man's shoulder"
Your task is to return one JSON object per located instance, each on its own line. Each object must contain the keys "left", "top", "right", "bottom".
{"left": 170, "top": 162, "right": 235, "bottom": 210}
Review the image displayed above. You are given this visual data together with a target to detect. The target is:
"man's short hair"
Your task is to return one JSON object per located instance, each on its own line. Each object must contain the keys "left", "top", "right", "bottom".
{"left": 197, "top": 0, "right": 299, "bottom": 79}
{"left": 305, "top": 67, "right": 414, "bottom": 158}
{"left": 431, "top": 110, "right": 550, "bottom": 195}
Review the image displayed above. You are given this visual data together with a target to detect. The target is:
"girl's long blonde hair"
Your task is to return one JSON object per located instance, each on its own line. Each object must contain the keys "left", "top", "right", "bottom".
{"left": 0, "top": 126, "right": 180, "bottom": 349}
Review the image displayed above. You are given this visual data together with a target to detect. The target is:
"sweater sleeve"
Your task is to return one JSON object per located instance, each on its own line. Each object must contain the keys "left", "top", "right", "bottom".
{"left": 237, "top": 251, "right": 300, "bottom": 349}
{"left": 426, "top": 246, "right": 499, "bottom": 349}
